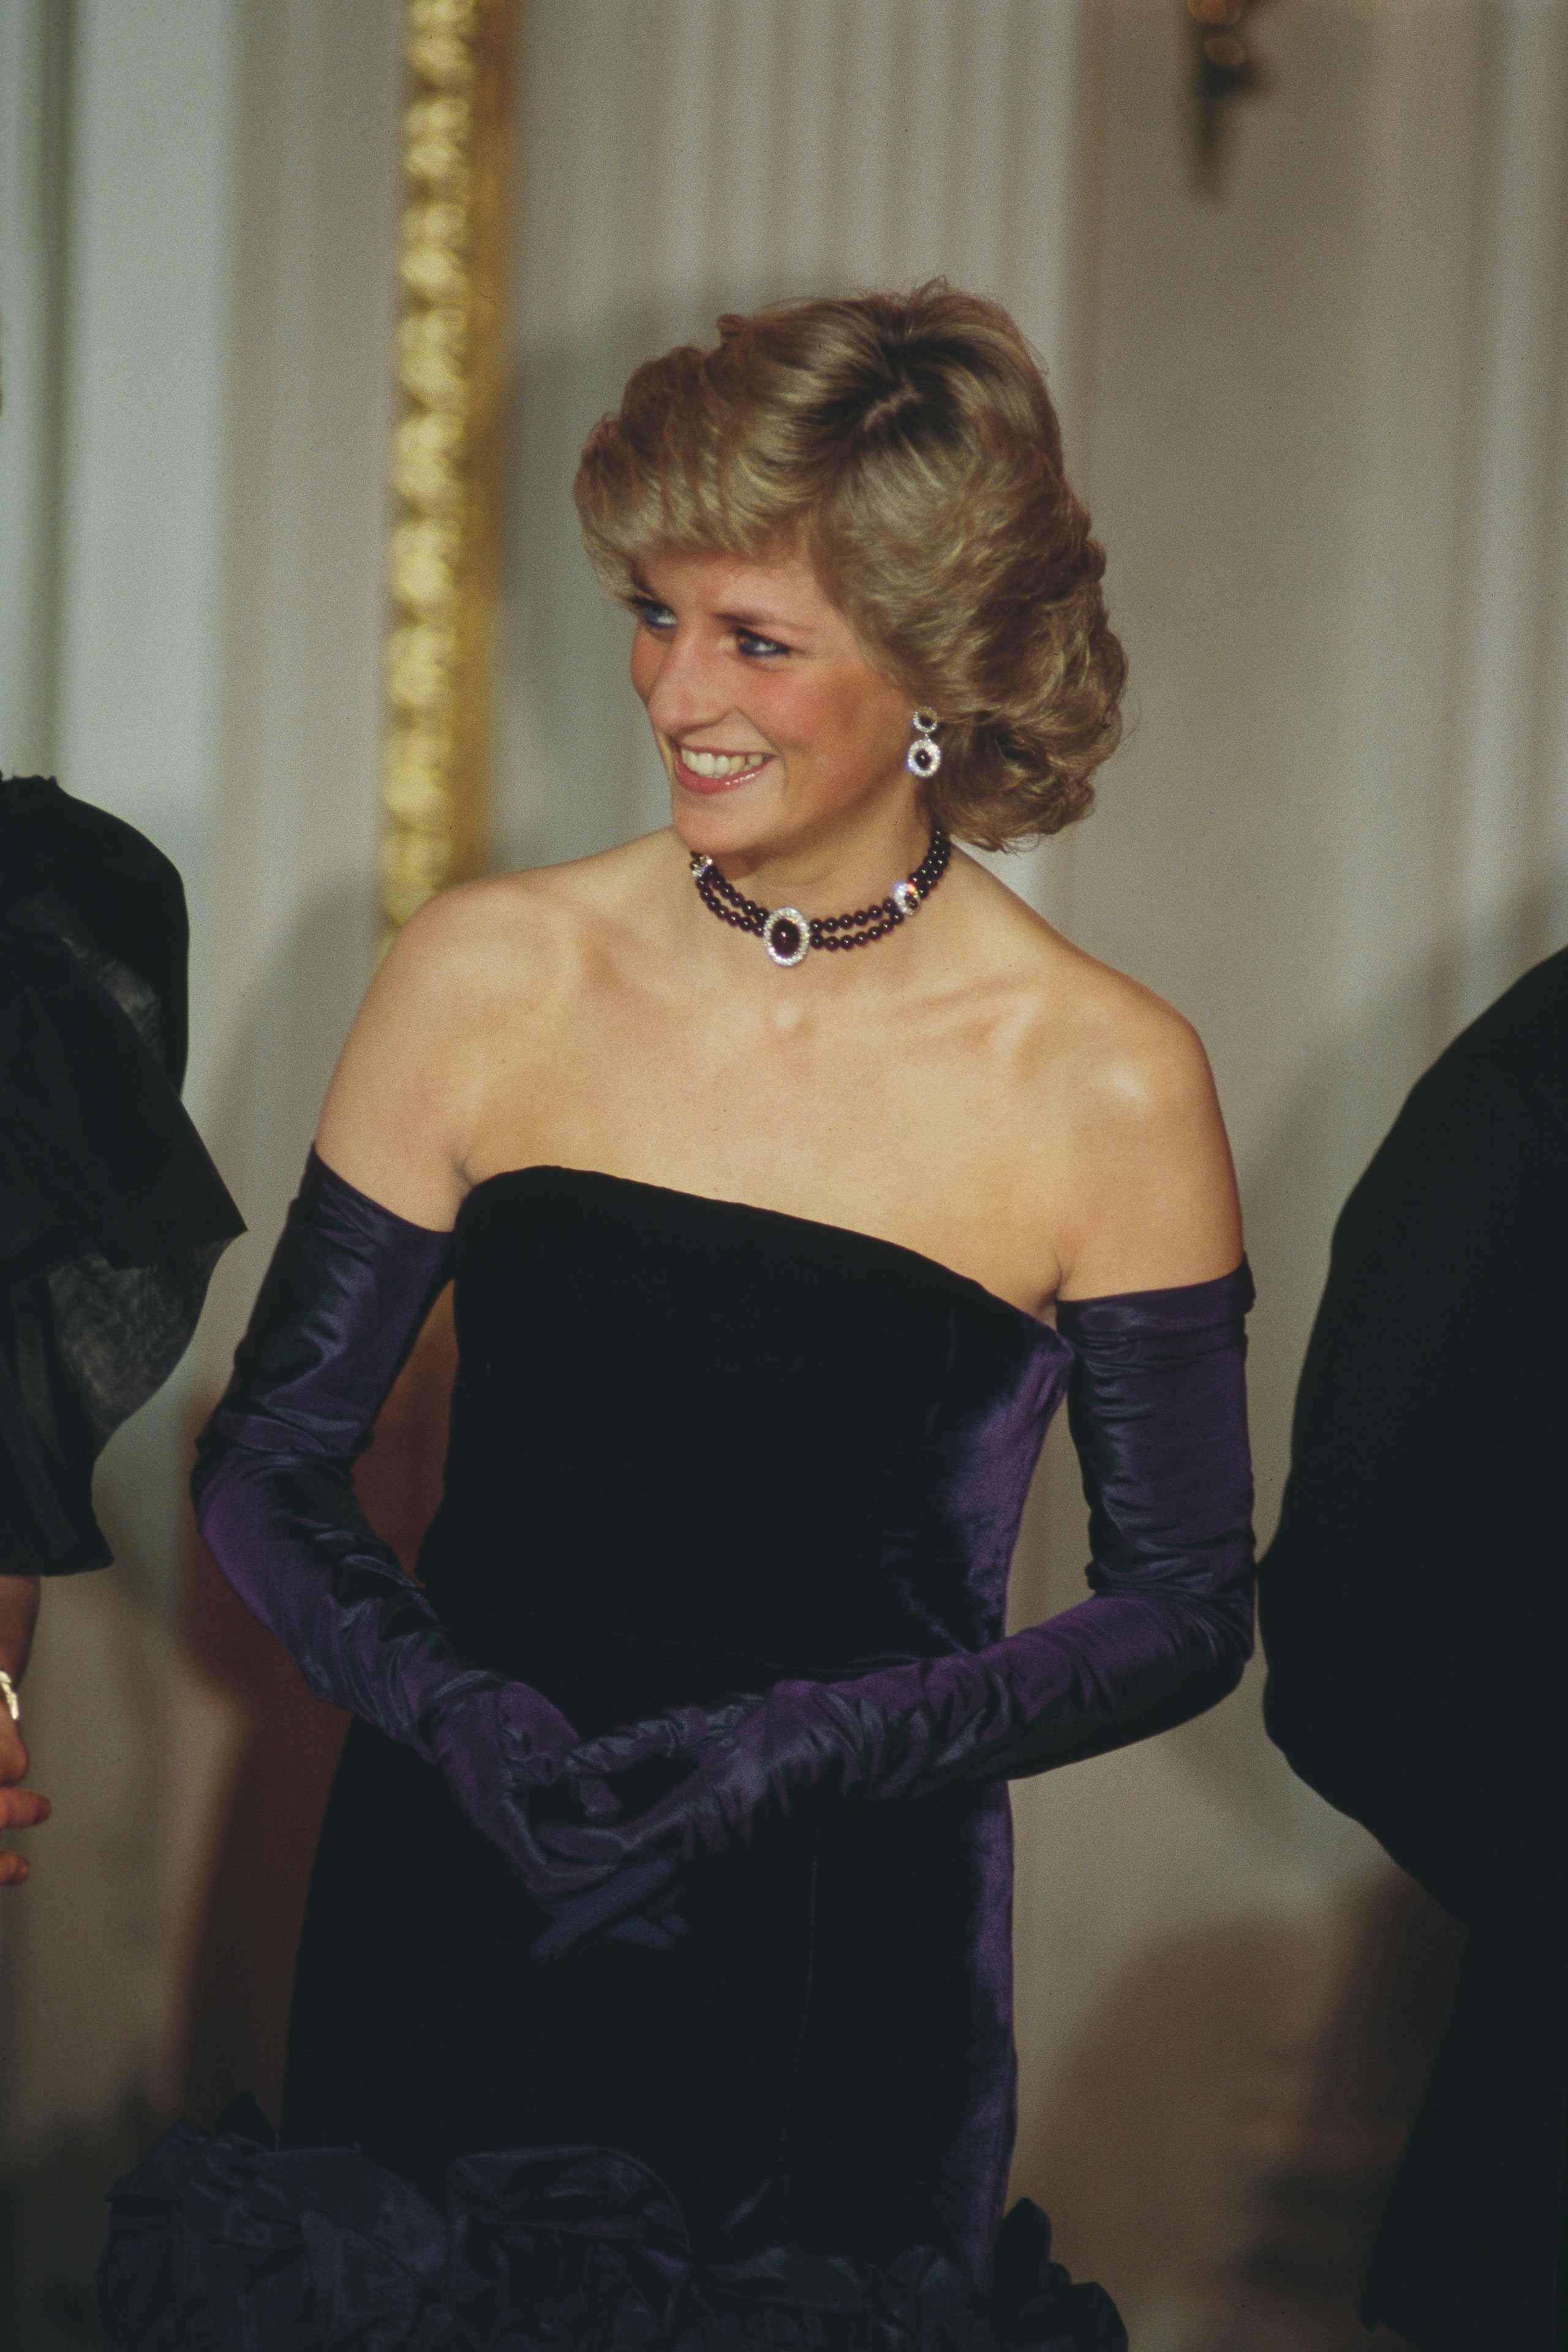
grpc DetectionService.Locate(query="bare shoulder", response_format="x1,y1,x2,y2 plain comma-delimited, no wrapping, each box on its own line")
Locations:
315,840,660,1224
352,835,669,1031
963,875,1241,1294
1041,937,1218,1130
958,864,1212,1111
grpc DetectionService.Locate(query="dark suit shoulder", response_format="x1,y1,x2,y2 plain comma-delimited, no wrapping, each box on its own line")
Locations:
1335,948,1566,1286
1401,945,1567,1122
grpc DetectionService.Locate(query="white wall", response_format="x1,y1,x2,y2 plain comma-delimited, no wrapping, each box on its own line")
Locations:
0,0,68,774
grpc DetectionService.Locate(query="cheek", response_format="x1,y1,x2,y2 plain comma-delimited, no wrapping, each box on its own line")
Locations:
819,681,899,764
775,679,862,757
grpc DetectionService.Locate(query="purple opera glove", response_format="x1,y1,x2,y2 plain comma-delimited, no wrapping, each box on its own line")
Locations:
193,1150,625,1909
532,1263,1255,1956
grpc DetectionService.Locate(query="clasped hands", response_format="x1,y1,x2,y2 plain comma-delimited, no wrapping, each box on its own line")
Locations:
446,1672,889,1964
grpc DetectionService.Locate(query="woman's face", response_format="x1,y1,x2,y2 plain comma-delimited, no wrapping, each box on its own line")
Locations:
627,548,918,861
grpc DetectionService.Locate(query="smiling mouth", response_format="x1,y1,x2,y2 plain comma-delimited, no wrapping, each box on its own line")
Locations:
677,748,771,776
674,747,771,791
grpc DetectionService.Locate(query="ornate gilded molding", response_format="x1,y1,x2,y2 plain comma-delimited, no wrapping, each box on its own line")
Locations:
381,0,513,938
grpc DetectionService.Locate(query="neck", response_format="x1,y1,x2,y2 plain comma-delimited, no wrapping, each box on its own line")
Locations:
701,802,934,916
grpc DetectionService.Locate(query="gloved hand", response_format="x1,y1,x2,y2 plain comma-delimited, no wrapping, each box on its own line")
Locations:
194,1152,629,1911
530,1262,1256,1957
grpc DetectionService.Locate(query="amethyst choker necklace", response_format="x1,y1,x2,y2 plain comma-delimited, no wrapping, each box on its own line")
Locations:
690,829,951,969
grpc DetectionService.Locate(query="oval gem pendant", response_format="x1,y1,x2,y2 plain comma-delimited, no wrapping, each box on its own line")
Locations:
761,908,810,968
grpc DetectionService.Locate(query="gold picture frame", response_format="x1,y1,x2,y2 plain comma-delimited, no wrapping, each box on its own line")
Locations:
380,0,513,939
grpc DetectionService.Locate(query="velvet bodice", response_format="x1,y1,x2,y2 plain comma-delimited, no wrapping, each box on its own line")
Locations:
321,1168,1083,2283
419,1167,1074,1734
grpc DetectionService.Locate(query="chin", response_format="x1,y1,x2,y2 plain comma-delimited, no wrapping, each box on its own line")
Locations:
668,785,785,862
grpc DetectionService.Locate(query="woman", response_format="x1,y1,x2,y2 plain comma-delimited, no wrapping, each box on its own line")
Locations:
104,287,1253,2349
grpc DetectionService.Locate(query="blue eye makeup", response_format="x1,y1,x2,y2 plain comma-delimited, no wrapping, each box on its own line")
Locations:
625,596,790,658
629,597,676,631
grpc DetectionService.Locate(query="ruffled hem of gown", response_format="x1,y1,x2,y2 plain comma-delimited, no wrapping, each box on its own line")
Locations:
99,2103,1126,2352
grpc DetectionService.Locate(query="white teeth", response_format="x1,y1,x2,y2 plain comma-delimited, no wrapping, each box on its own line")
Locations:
680,748,766,778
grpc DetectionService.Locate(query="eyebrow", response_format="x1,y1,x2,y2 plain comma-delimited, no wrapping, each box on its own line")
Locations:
718,606,801,636
628,575,814,640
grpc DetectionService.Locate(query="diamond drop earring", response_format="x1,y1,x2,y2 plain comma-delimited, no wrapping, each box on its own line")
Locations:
906,709,942,780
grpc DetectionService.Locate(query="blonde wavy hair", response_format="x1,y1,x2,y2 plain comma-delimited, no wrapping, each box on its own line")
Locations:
573,283,1126,850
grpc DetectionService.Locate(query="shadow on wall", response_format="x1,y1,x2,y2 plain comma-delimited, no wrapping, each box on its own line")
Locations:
0,2095,159,2352
1024,1868,1463,2352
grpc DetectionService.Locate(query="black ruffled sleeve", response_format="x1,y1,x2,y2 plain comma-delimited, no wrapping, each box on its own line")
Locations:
0,777,244,1572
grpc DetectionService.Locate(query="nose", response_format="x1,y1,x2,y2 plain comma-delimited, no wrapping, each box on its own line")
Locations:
639,622,733,741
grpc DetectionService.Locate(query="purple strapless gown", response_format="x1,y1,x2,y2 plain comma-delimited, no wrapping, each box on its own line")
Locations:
104,1171,1165,2348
